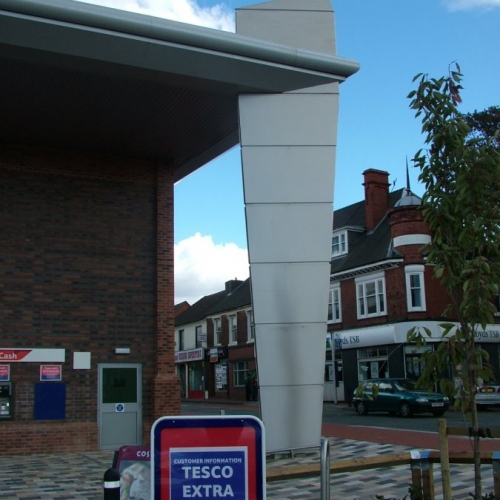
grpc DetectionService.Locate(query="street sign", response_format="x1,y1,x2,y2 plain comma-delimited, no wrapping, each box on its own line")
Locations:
151,415,265,500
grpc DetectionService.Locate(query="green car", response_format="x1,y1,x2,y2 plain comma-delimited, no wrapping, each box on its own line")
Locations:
353,378,450,418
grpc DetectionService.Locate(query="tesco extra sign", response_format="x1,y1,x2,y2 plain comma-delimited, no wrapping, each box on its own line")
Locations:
151,416,265,500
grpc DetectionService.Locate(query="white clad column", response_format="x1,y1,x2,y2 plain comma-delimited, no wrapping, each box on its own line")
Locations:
237,0,341,452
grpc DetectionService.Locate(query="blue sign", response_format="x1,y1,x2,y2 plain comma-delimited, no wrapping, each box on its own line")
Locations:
170,448,247,499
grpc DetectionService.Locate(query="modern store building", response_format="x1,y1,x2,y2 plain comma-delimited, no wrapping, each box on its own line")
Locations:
0,0,358,454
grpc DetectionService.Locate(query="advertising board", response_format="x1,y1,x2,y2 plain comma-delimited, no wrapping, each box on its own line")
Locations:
151,416,265,500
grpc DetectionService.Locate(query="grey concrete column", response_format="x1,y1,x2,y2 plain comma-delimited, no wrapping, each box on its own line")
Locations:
237,0,340,452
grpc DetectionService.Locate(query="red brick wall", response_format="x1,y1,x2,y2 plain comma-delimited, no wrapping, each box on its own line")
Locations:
0,144,177,454
363,169,390,231
154,165,180,421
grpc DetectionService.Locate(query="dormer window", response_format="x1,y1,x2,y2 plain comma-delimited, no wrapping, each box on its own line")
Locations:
332,230,347,257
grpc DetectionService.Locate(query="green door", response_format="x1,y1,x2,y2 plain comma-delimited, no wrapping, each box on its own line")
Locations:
98,363,142,450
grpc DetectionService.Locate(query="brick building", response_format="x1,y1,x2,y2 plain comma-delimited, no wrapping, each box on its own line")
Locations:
0,0,357,455
325,169,500,403
175,279,256,402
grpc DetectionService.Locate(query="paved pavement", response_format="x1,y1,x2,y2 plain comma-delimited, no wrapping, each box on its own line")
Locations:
0,403,498,499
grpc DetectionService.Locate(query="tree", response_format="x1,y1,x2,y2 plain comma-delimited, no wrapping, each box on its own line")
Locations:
461,105,500,151
406,64,500,499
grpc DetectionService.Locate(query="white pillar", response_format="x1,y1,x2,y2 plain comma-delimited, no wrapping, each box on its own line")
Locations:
237,0,340,452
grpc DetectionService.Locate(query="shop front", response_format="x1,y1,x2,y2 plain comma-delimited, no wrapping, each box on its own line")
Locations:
175,347,205,399
329,322,500,404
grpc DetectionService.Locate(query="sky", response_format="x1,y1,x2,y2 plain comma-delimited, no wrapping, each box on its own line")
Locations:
77,0,500,304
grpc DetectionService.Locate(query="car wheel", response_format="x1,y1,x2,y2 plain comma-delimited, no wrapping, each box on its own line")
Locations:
356,401,368,415
399,402,412,418
432,410,445,417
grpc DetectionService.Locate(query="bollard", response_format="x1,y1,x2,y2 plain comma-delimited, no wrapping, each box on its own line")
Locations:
103,468,120,500
320,437,331,500
410,450,435,500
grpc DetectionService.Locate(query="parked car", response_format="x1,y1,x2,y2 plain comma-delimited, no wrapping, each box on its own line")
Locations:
353,378,451,418
476,383,500,409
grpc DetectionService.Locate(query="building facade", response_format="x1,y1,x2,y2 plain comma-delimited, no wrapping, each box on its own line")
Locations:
325,169,500,403
175,279,256,403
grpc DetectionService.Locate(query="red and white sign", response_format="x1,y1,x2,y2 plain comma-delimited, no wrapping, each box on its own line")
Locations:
174,348,204,363
40,365,62,381
0,348,65,363
0,365,10,381
152,416,265,500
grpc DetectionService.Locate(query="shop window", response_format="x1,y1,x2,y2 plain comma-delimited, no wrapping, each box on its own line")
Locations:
355,272,386,319
358,346,389,381
247,310,255,342
215,362,227,391
188,363,204,392
229,314,237,344
233,361,248,387
332,230,348,258
405,265,426,312
214,318,221,345
327,283,342,323
404,345,432,380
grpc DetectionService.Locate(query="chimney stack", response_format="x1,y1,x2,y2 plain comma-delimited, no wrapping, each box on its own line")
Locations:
225,279,242,294
363,169,390,232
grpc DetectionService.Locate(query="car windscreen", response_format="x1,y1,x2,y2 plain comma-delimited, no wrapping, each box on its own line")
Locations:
393,379,416,391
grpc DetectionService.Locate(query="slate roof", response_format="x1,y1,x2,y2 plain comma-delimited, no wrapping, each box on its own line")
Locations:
175,290,228,327
175,279,251,327
331,188,420,278
206,279,251,316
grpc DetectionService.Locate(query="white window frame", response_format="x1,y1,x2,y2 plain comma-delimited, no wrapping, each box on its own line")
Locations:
247,309,255,343
233,361,248,387
213,317,221,345
332,230,348,258
405,265,426,312
355,271,387,319
195,324,204,348
229,314,237,344
178,329,184,351
327,283,342,323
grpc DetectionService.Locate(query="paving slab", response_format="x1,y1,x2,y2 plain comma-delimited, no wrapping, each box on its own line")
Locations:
0,435,495,499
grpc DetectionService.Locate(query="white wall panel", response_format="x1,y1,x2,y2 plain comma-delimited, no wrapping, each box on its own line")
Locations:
241,146,336,204
259,385,324,452
236,0,351,454
246,203,333,263
254,323,326,386
239,94,338,146
236,7,336,54
250,262,330,324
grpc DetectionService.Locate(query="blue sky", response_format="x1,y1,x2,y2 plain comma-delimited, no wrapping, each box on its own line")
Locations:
80,0,500,303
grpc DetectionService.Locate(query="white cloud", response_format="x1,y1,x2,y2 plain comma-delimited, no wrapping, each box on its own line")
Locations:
75,0,235,31
174,233,249,304
443,0,500,10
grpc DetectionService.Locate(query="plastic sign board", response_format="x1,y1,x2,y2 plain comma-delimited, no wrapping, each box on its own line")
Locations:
40,365,62,381
114,445,151,500
0,365,10,381
0,348,65,362
151,415,265,500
